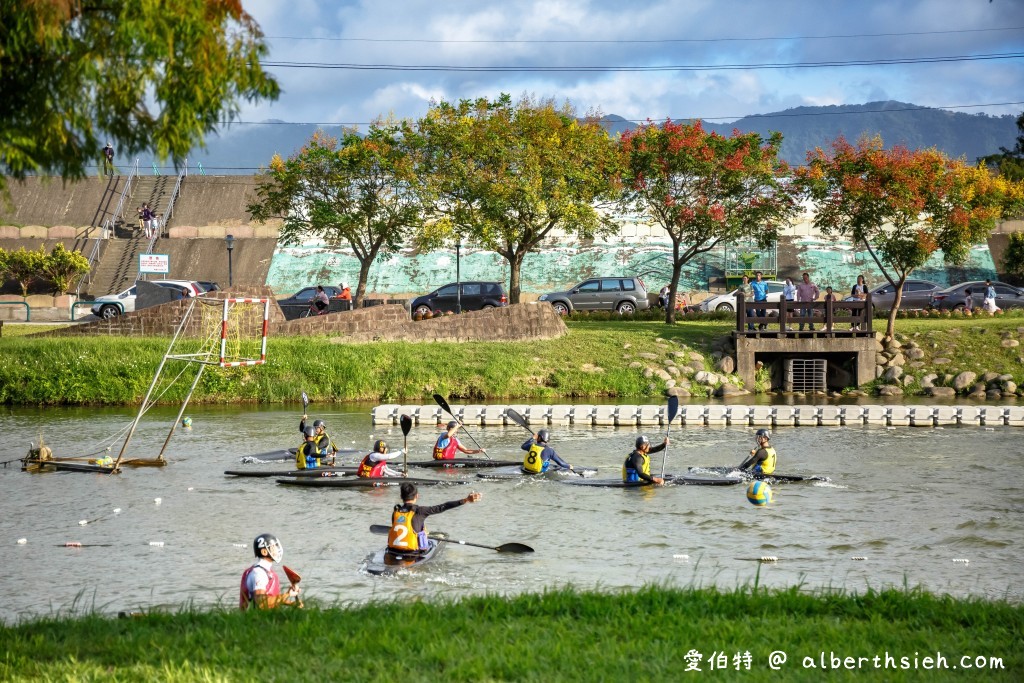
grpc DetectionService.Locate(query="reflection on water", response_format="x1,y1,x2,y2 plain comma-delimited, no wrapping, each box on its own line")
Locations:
1,404,1023,623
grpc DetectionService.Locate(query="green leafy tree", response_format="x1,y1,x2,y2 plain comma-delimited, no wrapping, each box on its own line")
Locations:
0,0,279,189
1001,232,1024,284
799,136,1023,337
619,120,801,324
416,95,622,304
979,112,1024,182
249,124,421,306
40,243,90,294
3,246,46,296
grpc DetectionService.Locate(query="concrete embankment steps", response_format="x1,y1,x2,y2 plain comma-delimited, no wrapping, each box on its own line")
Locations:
372,404,1024,428
85,236,147,298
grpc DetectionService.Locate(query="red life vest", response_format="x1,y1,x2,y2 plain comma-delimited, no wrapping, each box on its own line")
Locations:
358,454,388,478
239,563,280,610
432,433,459,460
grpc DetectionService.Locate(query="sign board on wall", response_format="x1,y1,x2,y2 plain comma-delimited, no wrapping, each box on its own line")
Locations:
139,254,170,274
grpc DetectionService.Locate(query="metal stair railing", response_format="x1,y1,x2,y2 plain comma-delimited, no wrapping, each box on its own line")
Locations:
74,158,140,297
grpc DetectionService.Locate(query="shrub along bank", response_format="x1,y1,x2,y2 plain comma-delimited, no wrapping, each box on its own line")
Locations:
1,586,1020,682
3,318,1024,405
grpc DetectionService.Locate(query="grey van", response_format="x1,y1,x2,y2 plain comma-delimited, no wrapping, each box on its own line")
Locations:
539,276,650,315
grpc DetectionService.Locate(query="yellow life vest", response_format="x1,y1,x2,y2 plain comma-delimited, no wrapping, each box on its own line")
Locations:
522,443,545,474
759,447,777,475
296,442,320,470
623,452,651,482
388,507,420,551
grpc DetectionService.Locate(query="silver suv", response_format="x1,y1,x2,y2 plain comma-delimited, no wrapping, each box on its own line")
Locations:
539,276,650,315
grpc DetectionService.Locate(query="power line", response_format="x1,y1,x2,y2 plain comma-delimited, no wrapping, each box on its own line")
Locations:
265,25,1024,45
216,101,1024,127
260,51,1024,73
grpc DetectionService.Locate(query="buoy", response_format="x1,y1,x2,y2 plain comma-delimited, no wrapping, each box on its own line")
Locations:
64,542,82,547
17,538,27,545
79,520,88,526
673,554,690,561
851,556,867,561
953,558,970,564
149,541,164,547
759,556,779,562
233,543,246,548
113,508,121,514
154,497,162,505
187,487,194,491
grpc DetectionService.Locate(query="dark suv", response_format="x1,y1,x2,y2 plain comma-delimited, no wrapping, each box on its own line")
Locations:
411,281,507,316
539,276,650,315
276,285,342,320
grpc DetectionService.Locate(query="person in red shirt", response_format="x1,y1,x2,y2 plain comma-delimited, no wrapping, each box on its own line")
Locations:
239,533,300,610
432,421,486,460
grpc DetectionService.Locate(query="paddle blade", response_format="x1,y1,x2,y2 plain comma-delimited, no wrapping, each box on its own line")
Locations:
496,542,534,554
400,414,413,436
667,395,680,424
504,408,531,433
369,524,390,535
283,565,302,584
301,391,309,411
433,393,454,417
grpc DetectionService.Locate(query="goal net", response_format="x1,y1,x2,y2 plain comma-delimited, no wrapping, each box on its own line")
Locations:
169,297,270,367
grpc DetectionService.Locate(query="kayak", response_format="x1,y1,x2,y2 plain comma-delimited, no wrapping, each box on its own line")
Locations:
408,459,522,469
276,477,466,489
559,478,654,488
559,474,741,488
239,448,361,464
23,460,119,474
224,467,359,478
364,534,448,575
687,466,828,483
671,474,742,486
476,466,598,481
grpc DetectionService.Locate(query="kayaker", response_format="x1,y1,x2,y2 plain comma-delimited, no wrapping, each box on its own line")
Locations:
295,426,321,470
520,429,574,474
300,414,339,462
239,533,300,610
388,483,482,554
357,439,406,478
432,421,486,460
737,429,777,475
623,435,668,485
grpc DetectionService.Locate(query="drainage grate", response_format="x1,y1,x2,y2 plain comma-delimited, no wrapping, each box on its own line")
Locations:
785,358,827,393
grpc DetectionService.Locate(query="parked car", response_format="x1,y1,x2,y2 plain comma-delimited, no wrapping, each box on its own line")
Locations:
410,281,508,317
90,279,202,319
698,280,786,313
195,281,220,293
539,276,650,315
276,285,343,319
929,281,1024,311
867,279,943,310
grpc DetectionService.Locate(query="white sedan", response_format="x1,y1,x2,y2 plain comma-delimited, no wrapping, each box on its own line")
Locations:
90,280,202,319
699,280,787,312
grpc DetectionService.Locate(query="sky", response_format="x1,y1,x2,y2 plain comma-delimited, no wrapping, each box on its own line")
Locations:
233,0,1024,131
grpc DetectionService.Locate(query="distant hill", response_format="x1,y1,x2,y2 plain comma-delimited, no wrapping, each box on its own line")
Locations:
179,101,1019,173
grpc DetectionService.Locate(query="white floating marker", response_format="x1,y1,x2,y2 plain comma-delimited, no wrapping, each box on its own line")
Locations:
851,556,867,561
232,543,246,548
113,508,121,514
187,487,194,491
79,520,88,526
953,558,970,564
759,556,779,563
64,541,82,547
17,538,27,545
154,498,162,505
149,541,165,547
673,554,689,561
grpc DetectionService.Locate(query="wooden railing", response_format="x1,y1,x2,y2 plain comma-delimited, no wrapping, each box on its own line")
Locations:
735,292,873,333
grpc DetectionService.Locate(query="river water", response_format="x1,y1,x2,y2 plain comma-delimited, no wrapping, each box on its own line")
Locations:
2,404,1022,624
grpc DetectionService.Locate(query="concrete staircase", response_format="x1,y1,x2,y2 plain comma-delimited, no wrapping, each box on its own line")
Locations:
113,174,173,238
85,236,147,298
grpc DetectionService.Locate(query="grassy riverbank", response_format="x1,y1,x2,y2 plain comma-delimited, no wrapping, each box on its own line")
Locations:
1,586,1020,682
2,317,1024,405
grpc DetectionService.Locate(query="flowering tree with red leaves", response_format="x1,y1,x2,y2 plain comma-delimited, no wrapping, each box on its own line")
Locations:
619,120,801,324
798,136,1023,337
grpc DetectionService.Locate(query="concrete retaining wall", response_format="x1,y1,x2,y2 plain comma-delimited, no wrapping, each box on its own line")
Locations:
371,403,1024,427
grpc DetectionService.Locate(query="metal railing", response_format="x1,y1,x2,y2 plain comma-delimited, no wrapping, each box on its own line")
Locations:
74,159,140,297
0,302,30,321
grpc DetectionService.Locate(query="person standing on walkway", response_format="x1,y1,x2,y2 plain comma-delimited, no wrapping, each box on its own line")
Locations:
102,143,114,177
741,275,755,331
751,271,769,330
849,274,868,330
797,272,820,331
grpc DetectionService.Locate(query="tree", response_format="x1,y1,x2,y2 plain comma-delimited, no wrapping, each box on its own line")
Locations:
416,95,622,304
619,120,801,324
979,112,1024,182
799,136,1024,337
1,246,46,296
0,0,279,190
40,243,90,294
248,124,421,306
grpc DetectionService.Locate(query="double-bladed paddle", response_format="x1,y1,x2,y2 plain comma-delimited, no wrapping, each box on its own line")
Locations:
400,414,413,476
505,408,582,477
369,524,533,554
433,393,488,459
660,395,680,479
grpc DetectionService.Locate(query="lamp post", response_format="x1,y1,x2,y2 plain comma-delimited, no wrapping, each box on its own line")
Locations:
455,236,462,314
225,234,235,288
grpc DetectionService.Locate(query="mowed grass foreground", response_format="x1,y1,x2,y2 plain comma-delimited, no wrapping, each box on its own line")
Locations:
3,317,1024,405
1,586,1020,682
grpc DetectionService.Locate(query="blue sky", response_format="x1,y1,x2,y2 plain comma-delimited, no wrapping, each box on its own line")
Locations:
237,0,1023,127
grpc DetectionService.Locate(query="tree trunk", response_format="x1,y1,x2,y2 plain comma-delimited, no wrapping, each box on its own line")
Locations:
885,274,908,338
354,258,372,309
508,250,525,305
664,259,684,325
